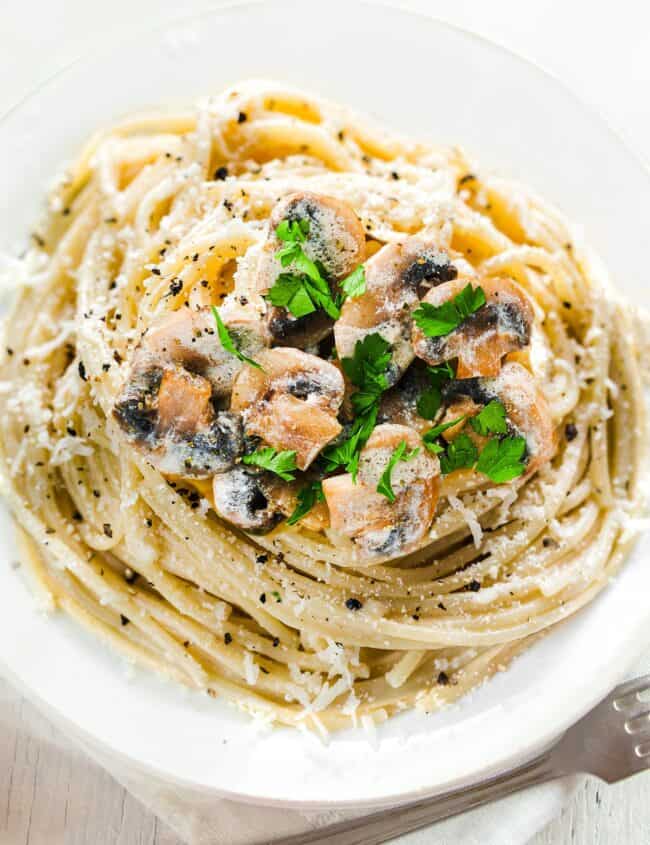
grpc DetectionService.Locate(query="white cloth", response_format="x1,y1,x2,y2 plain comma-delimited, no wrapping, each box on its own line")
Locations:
0,673,580,844
1,1,649,843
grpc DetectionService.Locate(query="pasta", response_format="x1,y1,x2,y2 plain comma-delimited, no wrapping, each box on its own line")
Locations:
0,80,646,733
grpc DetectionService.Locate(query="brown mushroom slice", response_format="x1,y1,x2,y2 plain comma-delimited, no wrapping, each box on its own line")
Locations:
231,348,344,469
441,362,557,478
377,364,435,435
212,466,284,534
256,191,366,348
323,424,440,561
335,238,458,386
412,276,534,378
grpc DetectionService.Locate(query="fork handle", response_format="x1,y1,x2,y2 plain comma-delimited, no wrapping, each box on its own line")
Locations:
278,752,557,845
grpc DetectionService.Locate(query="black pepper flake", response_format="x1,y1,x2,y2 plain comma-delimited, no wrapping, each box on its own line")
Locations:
120,614,130,627
62,207,71,216
6,348,13,356
102,363,111,372
437,671,450,685
542,537,558,549
23,424,30,434
224,632,233,645
45,528,55,535
467,579,481,592
260,667,269,675
458,173,476,185
124,569,139,584
151,267,161,276
92,489,100,498
113,350,123,364
259,593,267,604
562,301,572,309
223,198,233,212
437,602,447,611
565,423,578,442
214,166,228,180
412,614,420,621
391,171,400,180
169,278,183,296
103,523,113,538
256,554,268,565
237,111,248,123
66,426,77,437
72,510,83,522
345,598,363,611
78,361,87,381
183,640,190,648
272,637,280,648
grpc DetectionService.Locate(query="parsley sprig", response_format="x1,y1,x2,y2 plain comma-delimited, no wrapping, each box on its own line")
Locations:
416,361,456,420
212,306,262,370
287,480,324,526
413,283,486,338
376,441,420,502
266,217,366,320
322,333,392,479
242,447,297,481
423,400,527,482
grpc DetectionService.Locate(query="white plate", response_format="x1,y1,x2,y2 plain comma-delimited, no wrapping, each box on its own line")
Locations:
0,0,648,809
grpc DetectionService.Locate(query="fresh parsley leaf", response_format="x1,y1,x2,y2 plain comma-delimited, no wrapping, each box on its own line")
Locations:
416,362,456,421
422,416,467,454
242,447,297,481
469,400,508,437
341,334,392,388
276,219,309,243
340,264,366,299
267,217,341,320
416,387,442,420
475,435,526,483
413,283,486,338
322,403,379,480
439,433,479,475
376,440,420,502
427,361,456,384
211,306,263,370
286,481,324,526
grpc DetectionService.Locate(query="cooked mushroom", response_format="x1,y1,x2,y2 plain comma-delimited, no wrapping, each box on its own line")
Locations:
412,276,534,378
322,424,440,560
230,347,344,469
256,192,366,348
112,303,266,476
335,238,458,386
212,466,284,533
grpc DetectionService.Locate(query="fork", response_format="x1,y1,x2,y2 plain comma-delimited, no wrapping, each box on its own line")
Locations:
280,674,650,845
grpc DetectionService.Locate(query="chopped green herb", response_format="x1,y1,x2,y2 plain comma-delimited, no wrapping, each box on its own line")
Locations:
322,404,379,480
376,440,420,502
341,333,391,416
416,362,456,420
266,217,341,319
469,400,508,437
413,283,486,338
271,590,282,603
287,481,324,526
423,416,467,454
211,306,262,369
439,433,479,475
475,435,526,483
242,447,297,481
340,264,366,299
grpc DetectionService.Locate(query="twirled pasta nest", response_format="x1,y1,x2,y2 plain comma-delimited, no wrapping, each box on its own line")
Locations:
0,81,646,732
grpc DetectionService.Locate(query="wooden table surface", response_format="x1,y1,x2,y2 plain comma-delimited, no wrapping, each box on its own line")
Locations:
1,0,649,842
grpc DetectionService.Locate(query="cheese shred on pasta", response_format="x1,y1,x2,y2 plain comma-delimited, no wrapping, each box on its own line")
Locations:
0,81,647,731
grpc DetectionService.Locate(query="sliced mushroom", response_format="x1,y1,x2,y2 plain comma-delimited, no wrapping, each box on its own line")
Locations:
377,364,434,435
323,424,440,560
412,276,534,378
212,466,283,533
230,347,344,469
113,303,267,476
256,192,366,348
335,238,458,386
441,362,557,477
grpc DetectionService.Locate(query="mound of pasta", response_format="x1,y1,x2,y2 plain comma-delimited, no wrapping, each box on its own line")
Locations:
0,81,646,732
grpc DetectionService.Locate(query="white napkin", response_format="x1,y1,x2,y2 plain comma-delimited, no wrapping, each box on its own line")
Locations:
0,674,583,845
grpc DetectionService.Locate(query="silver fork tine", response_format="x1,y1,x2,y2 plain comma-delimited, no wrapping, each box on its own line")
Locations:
611,673,650,702
624,711,650,735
